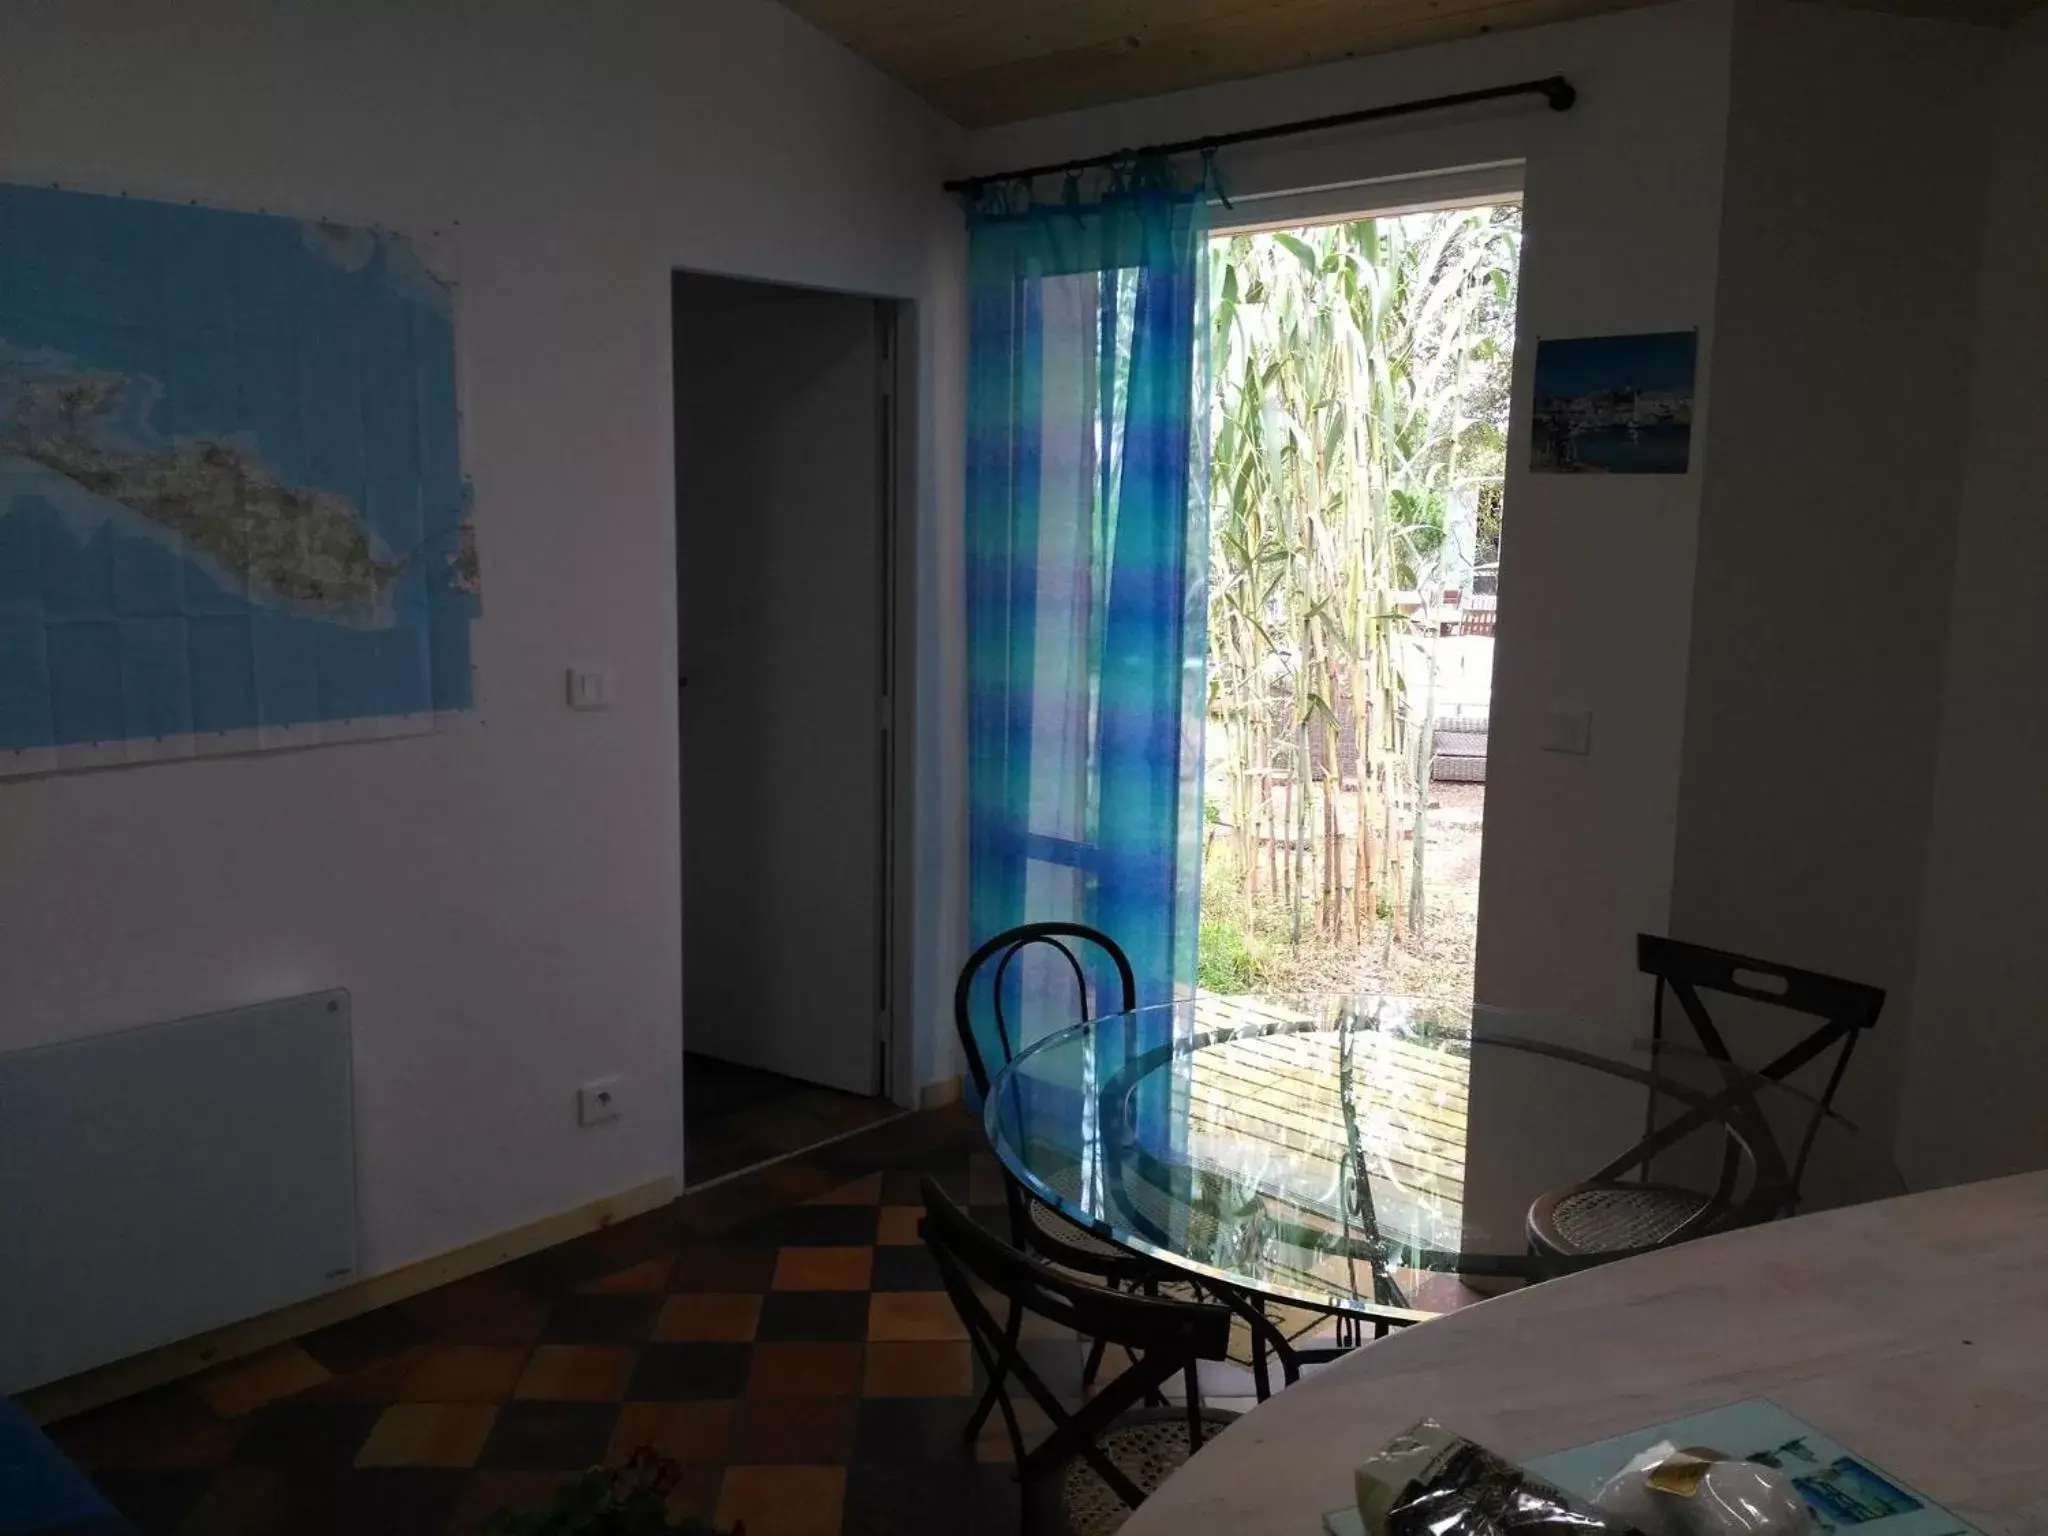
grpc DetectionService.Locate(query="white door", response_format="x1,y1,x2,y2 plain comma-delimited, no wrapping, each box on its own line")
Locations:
673,273,888,1097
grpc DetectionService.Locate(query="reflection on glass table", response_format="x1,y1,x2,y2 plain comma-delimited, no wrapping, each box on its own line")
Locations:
984,993,1902,1388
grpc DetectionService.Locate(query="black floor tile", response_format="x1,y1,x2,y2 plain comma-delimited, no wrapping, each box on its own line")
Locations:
299,1306,433,1376
540,1292,662,1344
1017,1338,1086,1400
755,1290,872,1342
503,1243,616,1297
729,1396,859,1464
686,1135,783,1186
969,1203,1014,1232
625,1342,753,1400
870,1243,946,1291
90,1468,217,1535
44,1383,230,1471
666,1245,778,1293
231,1401,381,1470
566,1208,686,1272
882,1165,970,1204
312,1469,466,1536
737,1204,882,1247
852,1395,978,1465
843,1461,1023,1536
477,1403,622,1470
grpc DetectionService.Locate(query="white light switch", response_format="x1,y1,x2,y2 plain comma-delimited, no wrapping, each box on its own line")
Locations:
1540,708,1593,755
566,665,613,711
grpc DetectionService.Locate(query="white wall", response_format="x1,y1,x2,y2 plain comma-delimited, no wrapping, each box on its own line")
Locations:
912,224,971,1104
960,0,1739,1041
1897,11,2048,1188
1670,1,1995,1148
0,0,957,1279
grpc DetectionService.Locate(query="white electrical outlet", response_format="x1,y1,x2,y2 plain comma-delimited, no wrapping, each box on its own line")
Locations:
578,1076,622,1126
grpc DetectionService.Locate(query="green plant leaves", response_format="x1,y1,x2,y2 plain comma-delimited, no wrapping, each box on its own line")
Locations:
1206,204,1519,953
1272,230,1320,272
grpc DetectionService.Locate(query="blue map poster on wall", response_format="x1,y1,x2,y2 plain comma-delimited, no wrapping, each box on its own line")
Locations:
0,182,477,776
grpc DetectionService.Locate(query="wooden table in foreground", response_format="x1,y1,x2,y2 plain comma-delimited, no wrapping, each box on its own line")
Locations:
1125,1171,2048,1536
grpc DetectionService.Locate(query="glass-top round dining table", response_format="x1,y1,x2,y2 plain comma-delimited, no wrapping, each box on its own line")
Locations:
983,993,1900,1366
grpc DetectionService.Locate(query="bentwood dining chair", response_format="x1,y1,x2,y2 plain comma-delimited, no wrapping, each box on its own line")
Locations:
921,1179,1239,1535
954,925,1207,1411
1527,933,1886,1260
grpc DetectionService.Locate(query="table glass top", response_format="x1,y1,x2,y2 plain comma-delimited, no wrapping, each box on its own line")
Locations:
983,993,1901,1320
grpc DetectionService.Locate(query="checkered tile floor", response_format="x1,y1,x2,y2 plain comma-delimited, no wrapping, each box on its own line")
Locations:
48,1105,1097,1536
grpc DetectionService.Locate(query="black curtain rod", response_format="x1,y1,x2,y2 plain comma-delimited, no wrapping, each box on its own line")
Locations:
942,75,1575,195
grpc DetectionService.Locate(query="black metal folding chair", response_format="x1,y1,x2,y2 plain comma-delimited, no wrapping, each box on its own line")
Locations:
920,1179,1239,1535
1527,933,1885,1260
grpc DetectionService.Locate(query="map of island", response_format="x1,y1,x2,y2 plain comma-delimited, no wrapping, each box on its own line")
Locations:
5,368,407,622
0,182,476,773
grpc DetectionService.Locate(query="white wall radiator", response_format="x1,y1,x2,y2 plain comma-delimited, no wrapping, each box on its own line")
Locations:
0,990,356,1393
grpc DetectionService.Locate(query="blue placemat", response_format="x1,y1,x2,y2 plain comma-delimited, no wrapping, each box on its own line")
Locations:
0,1397,129,1535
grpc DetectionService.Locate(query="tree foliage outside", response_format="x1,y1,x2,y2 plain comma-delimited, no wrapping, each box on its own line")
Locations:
1198,203,1521,998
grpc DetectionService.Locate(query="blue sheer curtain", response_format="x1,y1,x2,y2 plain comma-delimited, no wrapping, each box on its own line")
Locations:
964,166,1210,1069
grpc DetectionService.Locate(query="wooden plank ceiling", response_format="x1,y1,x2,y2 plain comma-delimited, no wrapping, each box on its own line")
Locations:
774,0,2033,127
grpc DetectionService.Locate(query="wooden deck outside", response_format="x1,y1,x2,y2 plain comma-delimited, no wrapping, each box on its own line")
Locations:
1176,993,1473,1301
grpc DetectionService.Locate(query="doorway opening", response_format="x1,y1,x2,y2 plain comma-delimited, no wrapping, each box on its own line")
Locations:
1199,196,1522,1006
671,270,909,1188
